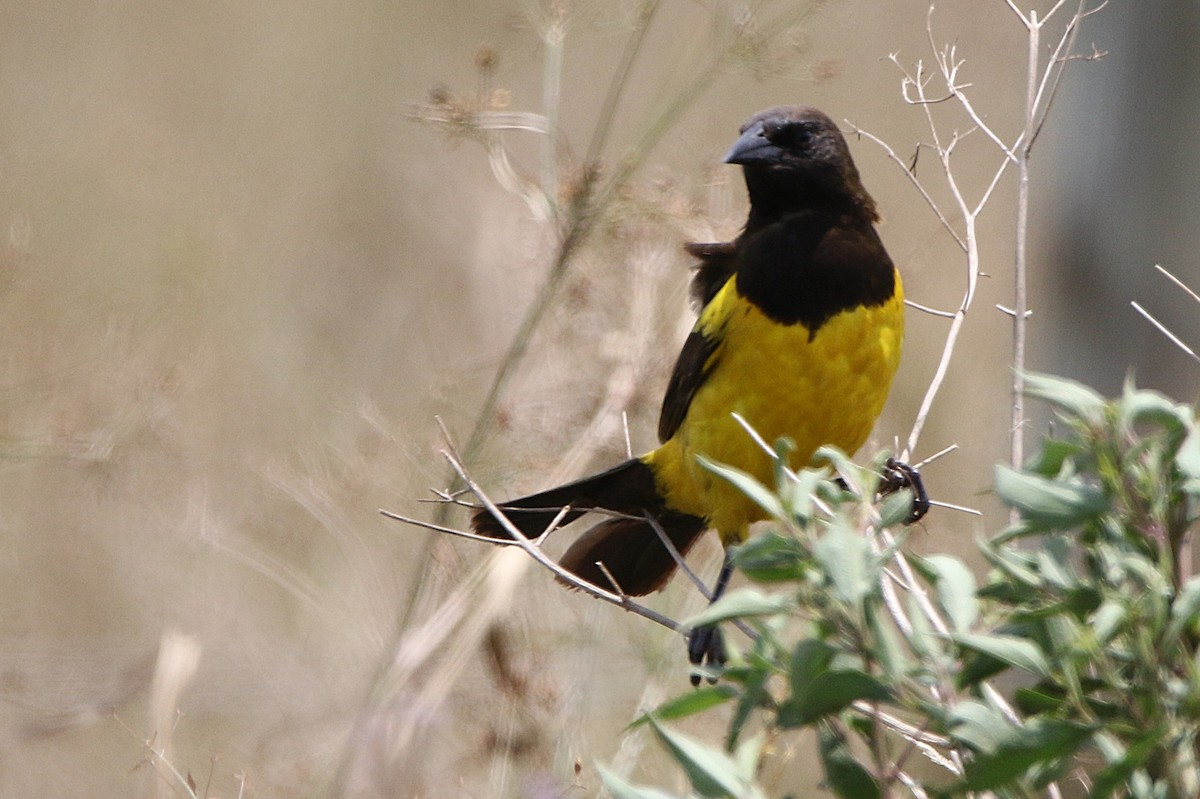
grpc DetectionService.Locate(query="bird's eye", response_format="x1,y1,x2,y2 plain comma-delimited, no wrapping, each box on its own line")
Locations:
765,121,813,150
784,124,814,149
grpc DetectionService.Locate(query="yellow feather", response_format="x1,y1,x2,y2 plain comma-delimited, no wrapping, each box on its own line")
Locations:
643,269,905,544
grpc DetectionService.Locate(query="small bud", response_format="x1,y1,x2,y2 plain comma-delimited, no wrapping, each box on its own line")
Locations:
474,46,498,74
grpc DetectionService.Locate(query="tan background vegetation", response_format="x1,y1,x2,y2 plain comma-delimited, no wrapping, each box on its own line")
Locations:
0,1,1195,796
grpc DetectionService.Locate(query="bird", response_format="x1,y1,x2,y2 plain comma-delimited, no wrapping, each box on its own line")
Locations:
471,105,926,682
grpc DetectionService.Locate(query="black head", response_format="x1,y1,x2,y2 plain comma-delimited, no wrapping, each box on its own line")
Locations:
725,106,877,223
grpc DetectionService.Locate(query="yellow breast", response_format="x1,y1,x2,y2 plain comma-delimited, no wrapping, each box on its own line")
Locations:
644,271,904,542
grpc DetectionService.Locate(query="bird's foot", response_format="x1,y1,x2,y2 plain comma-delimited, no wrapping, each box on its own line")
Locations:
879,457,930,524
687,623,726,686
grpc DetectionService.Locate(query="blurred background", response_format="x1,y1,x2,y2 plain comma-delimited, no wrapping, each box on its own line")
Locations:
0,1,1195,796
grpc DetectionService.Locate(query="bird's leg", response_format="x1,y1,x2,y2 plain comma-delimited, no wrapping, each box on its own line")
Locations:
879,457,930,524
687,551,734,686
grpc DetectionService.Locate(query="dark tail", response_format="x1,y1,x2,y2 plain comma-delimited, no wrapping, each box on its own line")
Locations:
470,458,707,596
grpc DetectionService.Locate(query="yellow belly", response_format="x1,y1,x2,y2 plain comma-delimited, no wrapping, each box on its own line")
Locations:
644,271,904,542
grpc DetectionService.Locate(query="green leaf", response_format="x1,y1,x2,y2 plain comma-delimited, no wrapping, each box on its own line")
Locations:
814,517,875,607
1022,371,1105,421
994,464,1107,528
732,733,766,783
1178,425,1200,480
1014,686,1068,716
904,590,945,666
595,763,682,799
649,717,757,798
813,445,859,492
1091,600,1127,646
697,455,784,520
1036,537,1077,590
782,466,831,523
1090,727,1166,799
979,538,1043,587
780,669,891,727
920,555,978,632
788,638,835,697
684,588,791,629
772,436,797,491
878,487,916,527
948,700,1014,753
1121,385,1189,433
1024,436,1083,477
1165,575,1200,645
818,722,880,799
732,532,807,583
865,602,909,681
725,667,770,751
951,632,1051,678
1129,770,1157,799
955,719,1094,793
634,685,738,727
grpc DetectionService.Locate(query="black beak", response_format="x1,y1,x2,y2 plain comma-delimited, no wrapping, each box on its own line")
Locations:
723,120,785,165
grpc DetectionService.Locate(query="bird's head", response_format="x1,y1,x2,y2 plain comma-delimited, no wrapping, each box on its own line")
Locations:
724,106,878,223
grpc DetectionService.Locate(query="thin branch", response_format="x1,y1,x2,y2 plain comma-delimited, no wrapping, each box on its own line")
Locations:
539,7,564,214
904,309,966,461
1156,263,1200,306
584,0,661,166
1044,0,1080,23
905,299,958,319
927,499,983,517
971,150,1015,217
913,443,957,470
849,122,967,252
380,509,525,544
732,411,780,461
645,512,713,600
379,503,571,547
1003,0,1031,26
954,92,1019,165
1029,0,1091,149
595,560,630,597
1131,301,1200,366
435,420,683,632
622,411,633,459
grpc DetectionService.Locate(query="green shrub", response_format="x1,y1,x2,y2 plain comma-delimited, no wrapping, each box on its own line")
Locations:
606,374,1200,799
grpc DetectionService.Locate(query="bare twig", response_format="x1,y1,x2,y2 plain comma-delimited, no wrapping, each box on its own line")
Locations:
1156,263,1200,306
644,512,712,599
912,443,957,470
905,299,958,319
848,120,966,252
866,4,1101,475
732,411,781,462
1131,302,1200,366
434,418,682,633
927,498,983,517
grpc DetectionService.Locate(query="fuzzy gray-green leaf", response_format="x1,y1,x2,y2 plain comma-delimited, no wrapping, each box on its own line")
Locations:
814,518,875,607
649,718,758,798
922,554,979,632
1022,371,1105,421
697,455,784,520
684,588,791,629
596,763,682,799
952,632,1051,678
994,464,1107,527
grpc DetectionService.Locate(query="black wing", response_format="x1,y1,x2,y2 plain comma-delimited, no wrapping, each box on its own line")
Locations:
657,322,723,443
684,241,737,309
656,241,737,443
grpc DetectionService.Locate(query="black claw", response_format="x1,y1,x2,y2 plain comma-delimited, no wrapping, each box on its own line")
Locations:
687,553,734,685
880,457,930,524
687,624,726,686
